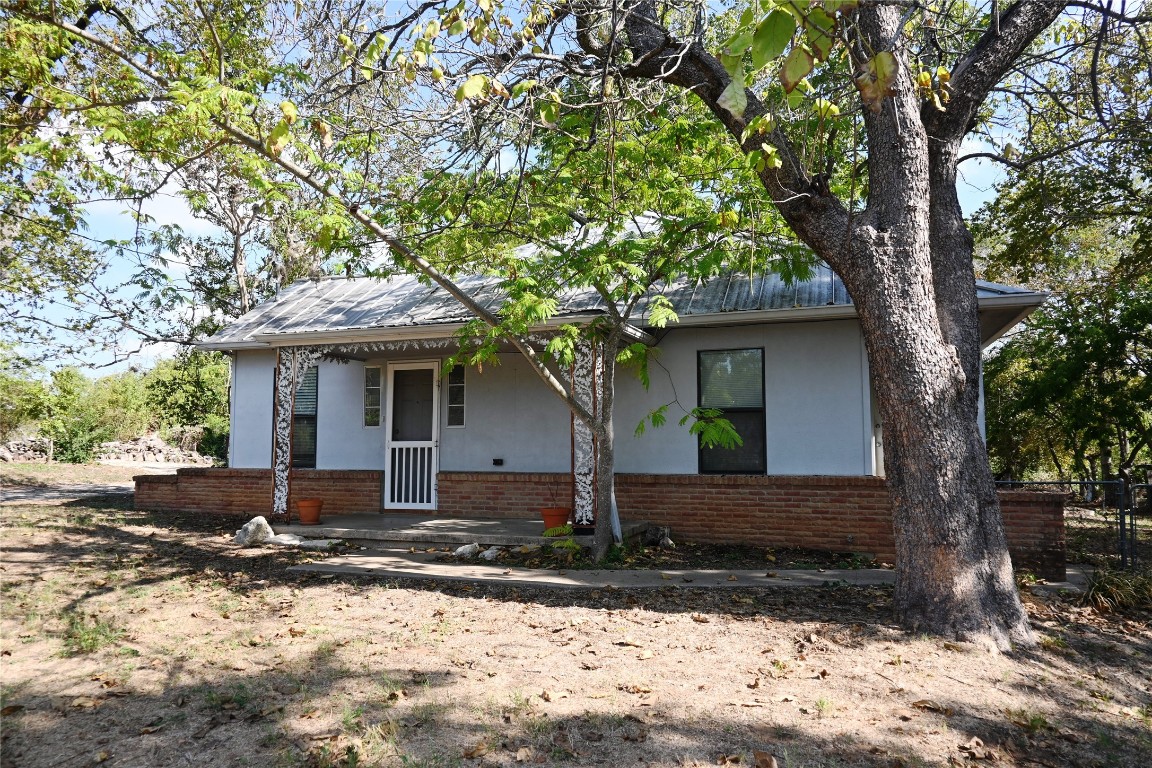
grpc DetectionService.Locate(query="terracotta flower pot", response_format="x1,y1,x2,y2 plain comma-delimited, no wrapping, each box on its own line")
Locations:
296,498,323,526
539,506,571,531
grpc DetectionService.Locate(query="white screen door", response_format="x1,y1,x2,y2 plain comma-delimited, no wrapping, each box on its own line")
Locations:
385,362,439,509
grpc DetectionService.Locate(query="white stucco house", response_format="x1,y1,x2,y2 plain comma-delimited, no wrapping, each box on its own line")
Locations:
200,264,1042,496
135,261,1066,574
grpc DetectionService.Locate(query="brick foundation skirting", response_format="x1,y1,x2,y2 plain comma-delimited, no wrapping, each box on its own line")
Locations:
136,469,1065,579
134,468,383,518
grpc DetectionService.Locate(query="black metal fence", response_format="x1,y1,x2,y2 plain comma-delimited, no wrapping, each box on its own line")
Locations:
995,479,1150,569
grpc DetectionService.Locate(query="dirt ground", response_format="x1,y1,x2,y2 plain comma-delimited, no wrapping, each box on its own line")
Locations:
2,496,1151,768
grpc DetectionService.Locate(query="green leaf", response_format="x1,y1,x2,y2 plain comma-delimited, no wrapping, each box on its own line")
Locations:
725,29,755,57
455,74,488,101
267,121,291,157
751,11,796,71
279,100,298,125
538,98,559,125
647,295,679,328
779,47,814,93
719,53,744,81
813,97,840,119
717,80,748,120
804,9,837,62
823,0,859,13
511,79,537,99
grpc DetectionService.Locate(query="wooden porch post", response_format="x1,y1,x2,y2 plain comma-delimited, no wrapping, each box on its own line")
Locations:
272,347,298,520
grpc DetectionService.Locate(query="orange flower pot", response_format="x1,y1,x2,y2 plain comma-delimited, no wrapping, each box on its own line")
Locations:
539,506,571,531
296,498,323,525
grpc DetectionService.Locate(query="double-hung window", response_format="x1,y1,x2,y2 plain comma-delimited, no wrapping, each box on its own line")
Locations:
697,349,766,474
291,366,318,468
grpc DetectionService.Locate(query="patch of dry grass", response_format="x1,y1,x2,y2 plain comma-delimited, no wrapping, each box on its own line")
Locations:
2,499,1151,768
0,461,169,487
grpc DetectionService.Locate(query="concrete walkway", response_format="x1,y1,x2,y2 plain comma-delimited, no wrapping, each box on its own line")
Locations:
288,548,1090,593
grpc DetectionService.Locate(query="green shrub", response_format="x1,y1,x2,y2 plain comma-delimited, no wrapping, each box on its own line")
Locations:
198,414,230,461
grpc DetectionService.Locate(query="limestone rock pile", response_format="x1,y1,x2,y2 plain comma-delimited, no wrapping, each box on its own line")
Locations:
0,438,51,462
96,434,215,465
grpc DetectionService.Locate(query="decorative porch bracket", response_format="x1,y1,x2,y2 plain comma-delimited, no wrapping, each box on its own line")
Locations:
271,345,329,518
572,341,604,527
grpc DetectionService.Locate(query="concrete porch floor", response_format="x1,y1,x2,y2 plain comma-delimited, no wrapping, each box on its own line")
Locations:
273,513,650,548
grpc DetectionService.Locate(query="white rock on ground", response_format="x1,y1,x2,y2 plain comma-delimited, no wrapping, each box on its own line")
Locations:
479,546,503,561
234,516,275,547
453,543,481,558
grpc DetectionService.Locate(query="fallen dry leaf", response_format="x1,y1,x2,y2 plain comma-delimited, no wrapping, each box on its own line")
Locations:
515,746,534,762
958,736,997,760
753,750,780,768
622,726,649,742
691,614,710,624
912,699,953,715
70,696,100,709
0,705,24,716
462,741,489,758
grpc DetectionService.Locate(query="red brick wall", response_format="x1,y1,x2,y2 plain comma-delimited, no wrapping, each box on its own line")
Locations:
134,468,382,518
435,472,572,520
137,469,1065,579
438,471,1066,580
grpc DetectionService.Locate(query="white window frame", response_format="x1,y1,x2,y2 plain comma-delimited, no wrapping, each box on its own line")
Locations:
364,365,383,428
445,364,466,428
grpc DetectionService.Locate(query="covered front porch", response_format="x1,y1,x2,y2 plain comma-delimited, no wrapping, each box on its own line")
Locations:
259,336,615,529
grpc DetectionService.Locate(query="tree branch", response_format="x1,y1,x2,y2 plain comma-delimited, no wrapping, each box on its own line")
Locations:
925,0,1064,140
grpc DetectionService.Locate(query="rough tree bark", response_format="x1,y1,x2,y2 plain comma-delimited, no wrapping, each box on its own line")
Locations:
603,0,1068,649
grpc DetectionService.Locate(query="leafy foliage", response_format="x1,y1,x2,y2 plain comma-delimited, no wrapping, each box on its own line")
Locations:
1,352,230,462
977,22,1152,482
39,368,117,463
983,241,1151,481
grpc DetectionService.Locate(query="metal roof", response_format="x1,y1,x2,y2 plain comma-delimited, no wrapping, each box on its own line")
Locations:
200,265,1045,350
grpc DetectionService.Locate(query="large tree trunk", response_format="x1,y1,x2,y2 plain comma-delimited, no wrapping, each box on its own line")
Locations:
840,10,1031,648
591,335,620,561
609,0,1045,649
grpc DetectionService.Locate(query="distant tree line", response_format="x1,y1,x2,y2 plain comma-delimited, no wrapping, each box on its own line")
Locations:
0,349,230,463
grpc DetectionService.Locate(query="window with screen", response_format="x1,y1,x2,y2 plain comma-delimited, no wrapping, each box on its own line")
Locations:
291,366,318,468
446,365,465,427
698,348,765,474
364,366,382,427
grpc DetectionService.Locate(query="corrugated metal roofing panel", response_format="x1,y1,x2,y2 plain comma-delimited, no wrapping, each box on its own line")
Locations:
201,263,1038,348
